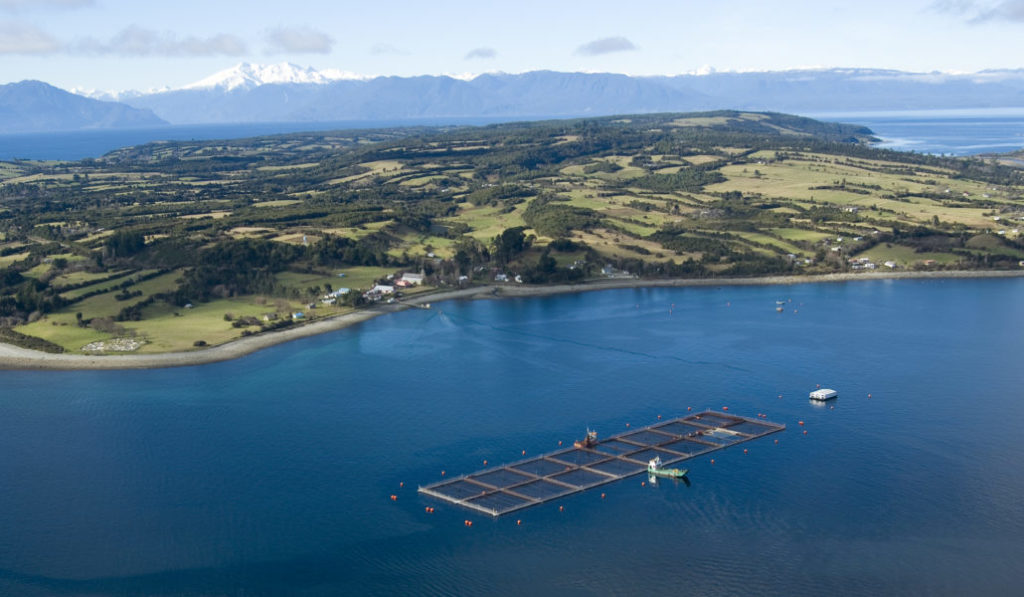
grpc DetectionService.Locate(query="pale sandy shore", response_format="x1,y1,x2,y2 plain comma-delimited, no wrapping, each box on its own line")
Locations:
2,269,1021,371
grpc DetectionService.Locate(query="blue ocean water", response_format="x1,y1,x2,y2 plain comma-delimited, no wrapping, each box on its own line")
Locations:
0,277,1022,596
811,108,1024,155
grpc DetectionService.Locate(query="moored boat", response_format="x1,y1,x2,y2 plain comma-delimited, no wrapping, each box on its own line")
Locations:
647,456,687,478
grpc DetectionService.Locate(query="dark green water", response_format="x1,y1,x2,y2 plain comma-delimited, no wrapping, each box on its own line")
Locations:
1,278,1022,595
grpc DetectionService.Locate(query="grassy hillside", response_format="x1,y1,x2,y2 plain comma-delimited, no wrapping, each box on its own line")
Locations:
2,110,1022,354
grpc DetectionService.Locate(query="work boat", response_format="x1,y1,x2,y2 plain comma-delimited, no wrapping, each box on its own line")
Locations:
574,428,598,449
647,456,688,478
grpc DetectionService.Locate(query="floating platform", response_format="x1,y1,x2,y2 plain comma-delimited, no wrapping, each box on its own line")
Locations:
419,411,785,517
810,388,838,401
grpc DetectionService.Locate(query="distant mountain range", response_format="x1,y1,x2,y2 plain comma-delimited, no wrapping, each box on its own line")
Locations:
0,81,165,135
6,63,1024,135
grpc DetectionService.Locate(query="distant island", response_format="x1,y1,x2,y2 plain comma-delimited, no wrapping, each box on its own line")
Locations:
1,111,1023,364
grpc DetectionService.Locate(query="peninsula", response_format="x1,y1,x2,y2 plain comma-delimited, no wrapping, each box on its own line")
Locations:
2,111,1023,366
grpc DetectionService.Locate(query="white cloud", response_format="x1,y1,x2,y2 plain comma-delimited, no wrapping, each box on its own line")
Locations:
264,26,333,54
574,36,637,56
0,21,62,54
465,47,496,60
78,26,247,56
370,43,407,56
974,0,1024,21
931,0,1024,22
0,0,93,11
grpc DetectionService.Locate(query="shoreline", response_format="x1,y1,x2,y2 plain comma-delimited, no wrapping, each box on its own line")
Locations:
1,269,1021,371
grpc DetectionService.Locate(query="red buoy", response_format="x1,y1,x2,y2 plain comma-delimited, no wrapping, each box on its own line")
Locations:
390,495,397,501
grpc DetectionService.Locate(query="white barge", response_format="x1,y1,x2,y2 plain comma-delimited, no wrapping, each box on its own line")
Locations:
809,388,838,401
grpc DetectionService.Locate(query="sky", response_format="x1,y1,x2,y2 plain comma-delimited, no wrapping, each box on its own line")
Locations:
2,0,1024,91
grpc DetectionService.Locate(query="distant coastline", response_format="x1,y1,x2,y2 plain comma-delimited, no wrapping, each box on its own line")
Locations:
1,269,1021,371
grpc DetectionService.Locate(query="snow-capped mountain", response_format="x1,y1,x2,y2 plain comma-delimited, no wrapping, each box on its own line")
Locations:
41,64,1024,130
181,62,372,92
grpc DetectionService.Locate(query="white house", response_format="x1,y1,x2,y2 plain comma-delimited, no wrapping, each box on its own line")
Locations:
400,273,425,285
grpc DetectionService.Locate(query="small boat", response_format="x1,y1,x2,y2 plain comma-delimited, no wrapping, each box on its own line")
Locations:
574,428,598,449
647,456,687,478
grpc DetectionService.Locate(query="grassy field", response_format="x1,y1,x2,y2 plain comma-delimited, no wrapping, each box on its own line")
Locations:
853,244,963,266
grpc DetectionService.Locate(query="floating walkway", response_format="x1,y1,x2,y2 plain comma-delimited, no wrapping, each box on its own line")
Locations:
419,411,785,517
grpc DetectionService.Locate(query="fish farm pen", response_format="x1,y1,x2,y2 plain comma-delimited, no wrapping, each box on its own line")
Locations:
419,411,785,517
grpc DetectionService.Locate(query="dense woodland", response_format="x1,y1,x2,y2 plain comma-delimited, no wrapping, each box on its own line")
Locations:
2,110,1023,353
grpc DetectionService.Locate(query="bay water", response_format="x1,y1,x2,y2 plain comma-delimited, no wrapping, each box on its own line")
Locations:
1,278,1022,595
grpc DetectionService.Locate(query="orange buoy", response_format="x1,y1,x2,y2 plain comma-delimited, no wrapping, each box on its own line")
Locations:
774,439,778,444
441,470,446,476
687,406,692,411
517,519,521,525
522,450,526,455
657,415,662,420
559,506,564,512
710,459,715,464
483,460,488,466
722,406,729,411
399,482,404,487
425,507,431,513
601,493,606,499
803,430,808,435
558,440,563,446
641,481,646,486
798,421,804,426
390,495,397,501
